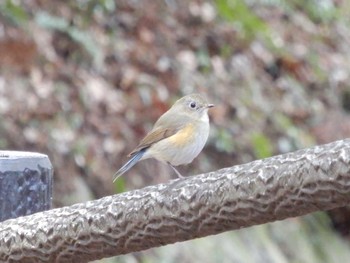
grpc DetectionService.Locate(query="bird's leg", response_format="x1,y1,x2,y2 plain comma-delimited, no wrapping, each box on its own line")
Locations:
168,163,184,178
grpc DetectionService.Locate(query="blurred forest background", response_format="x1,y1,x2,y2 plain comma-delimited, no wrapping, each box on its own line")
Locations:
1,0,350,262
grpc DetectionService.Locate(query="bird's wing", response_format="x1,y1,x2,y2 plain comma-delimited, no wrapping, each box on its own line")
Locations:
128,109,194,157
128,126,180,157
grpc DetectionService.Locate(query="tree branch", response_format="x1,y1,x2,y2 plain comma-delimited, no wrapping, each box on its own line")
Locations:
1,139,350,262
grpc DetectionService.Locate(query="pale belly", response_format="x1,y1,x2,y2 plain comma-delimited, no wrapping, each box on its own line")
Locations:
143,121,210,166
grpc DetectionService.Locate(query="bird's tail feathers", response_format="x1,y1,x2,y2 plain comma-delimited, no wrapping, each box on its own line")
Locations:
112,149,146,182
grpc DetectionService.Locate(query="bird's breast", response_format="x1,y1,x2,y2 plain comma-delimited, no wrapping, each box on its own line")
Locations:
169,123,196,147
167,121,209,165
145,119,210,166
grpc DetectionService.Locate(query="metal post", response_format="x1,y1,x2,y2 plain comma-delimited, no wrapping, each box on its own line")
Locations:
0,151,53,222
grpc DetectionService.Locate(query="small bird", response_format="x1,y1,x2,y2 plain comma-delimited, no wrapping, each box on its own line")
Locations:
113,93,214,182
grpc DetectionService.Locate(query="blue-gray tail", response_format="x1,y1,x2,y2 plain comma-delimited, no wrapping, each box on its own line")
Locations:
112,149,146,182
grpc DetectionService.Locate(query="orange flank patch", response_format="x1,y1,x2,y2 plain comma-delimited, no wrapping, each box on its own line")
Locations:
169,123,195,147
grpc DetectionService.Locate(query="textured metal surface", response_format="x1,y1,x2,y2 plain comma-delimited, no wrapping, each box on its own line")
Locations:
0,151,53,222
1,139,350,262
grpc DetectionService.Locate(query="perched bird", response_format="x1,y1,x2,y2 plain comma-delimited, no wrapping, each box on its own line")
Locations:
113,93,214,182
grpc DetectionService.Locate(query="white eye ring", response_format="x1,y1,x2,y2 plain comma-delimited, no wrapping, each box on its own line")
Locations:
189,101,196,109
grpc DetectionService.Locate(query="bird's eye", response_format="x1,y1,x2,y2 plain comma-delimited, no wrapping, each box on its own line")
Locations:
189,101,196,109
